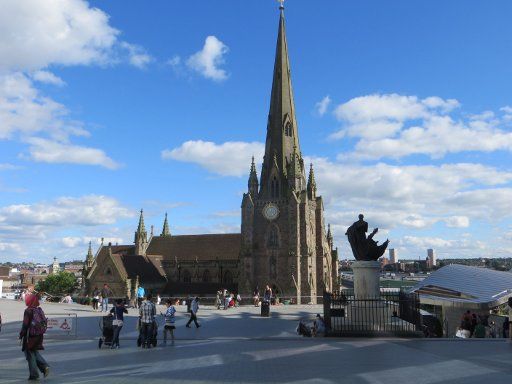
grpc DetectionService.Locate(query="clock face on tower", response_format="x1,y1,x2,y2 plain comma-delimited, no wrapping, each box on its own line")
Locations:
263,203,279,221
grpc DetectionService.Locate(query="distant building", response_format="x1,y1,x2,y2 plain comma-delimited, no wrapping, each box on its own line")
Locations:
427,249,437,267
389,248,398,264
50,257,60,274
410,264,512,337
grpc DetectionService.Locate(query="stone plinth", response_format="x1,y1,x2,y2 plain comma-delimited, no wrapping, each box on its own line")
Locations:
351,260,381,299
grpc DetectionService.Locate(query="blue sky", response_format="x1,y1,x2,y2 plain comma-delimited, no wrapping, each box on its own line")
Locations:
1,0,512,264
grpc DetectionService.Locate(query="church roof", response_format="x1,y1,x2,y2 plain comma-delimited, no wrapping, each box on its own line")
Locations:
95,245,166,283
147,233,241,261
117,254,166,283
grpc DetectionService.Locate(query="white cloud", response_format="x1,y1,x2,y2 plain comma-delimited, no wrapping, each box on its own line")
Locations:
0,73,83,140
307,157,512,239
26,137,120,169
120,42,153,69
162,140,264,177
186,36,229,81
31,70,66,86
0,73,118,168
445,216,470,228
0,163,22,171
61,236,123,248
0,195,132,226
332,93,512,160
315,95,331,116
0,0,119,71
0,0,152,169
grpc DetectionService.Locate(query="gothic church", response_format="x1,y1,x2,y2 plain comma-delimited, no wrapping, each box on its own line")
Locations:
85,7,338,304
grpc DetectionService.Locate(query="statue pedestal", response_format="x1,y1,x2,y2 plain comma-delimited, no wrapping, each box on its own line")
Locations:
351,260,381,299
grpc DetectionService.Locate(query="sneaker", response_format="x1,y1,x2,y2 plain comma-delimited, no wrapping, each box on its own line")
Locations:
43,366,50,377
28,376,39,381
197,324,201,328
186,325,191,328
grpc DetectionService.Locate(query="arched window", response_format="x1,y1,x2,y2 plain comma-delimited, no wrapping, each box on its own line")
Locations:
285,122,292,136
104,267,112,276
183,269,192,283
202,269,211,283
270,176,279,198
267,226,279,248
223,270,233,284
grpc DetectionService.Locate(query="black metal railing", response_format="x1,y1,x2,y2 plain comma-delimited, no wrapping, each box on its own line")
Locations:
323,290,423,337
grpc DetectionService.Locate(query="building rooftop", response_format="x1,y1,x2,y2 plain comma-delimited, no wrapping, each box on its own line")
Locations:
409,264,512,308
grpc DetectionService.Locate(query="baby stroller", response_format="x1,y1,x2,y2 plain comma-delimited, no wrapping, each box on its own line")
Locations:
296,319,312,337
98,315,114,348
136,319,158,348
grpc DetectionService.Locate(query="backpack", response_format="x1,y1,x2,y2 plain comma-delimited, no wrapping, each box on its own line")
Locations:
29,307,47,336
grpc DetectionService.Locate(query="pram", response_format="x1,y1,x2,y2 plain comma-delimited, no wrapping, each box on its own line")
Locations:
296,319,312,337
98,316,114,348
136,319,158,348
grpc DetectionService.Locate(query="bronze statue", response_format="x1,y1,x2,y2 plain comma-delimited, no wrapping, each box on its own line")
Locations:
345,214,389,261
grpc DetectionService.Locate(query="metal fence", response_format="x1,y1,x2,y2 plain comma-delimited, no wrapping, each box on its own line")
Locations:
323,290,423,337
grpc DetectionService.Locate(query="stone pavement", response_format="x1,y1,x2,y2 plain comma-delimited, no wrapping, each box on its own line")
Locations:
1,299,511,383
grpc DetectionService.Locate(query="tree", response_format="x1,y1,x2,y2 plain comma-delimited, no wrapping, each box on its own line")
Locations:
36,271,78,296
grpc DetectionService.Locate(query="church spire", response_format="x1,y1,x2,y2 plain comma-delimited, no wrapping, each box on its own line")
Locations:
134,209,148,255
161,212,171,237
327,223,333,248
260,6,303,197
307,163,317,200
85,241,94,268
137,209,146,234
248,156,259,197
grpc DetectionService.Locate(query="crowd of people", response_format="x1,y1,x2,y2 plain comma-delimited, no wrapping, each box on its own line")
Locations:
215,289,241,309
456,309,509,338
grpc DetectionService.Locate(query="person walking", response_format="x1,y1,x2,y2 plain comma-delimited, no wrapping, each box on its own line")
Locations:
109,299,128,349
263,285,272,303
19,294,50,381
139,294,156,348
92,286,100,311
101,284,113,312
186,297,200,328
162,298,179,346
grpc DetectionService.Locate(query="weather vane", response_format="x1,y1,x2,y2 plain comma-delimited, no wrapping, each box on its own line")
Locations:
278,0,285,10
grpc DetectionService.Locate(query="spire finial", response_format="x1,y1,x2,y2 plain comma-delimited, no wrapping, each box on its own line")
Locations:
278,0,285,10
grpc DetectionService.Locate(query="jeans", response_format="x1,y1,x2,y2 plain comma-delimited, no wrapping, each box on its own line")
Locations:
102,298,109,312
141,322,154,347
186,312,199,327
112,325,123,347
24,350,48,379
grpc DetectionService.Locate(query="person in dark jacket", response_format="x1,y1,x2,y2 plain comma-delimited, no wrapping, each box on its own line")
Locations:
109,299,128,349
19,294,50,381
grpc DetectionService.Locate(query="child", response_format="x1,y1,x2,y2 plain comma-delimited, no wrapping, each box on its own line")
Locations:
161,298,179,346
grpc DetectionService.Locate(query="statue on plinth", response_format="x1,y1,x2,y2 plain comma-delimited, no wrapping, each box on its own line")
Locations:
346,214,389,261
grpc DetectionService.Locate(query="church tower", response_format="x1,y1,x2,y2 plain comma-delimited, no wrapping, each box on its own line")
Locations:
240,4,335,303
134,209,148,255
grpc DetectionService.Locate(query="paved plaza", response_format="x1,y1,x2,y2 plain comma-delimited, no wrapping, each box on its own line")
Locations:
1,299,511,383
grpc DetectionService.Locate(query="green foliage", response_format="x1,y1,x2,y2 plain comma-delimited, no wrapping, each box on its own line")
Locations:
36,271,78,296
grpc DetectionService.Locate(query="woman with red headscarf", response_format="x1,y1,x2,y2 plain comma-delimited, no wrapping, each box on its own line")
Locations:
19,294,50,380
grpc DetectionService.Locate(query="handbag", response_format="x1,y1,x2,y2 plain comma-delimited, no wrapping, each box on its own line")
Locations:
112,309,123,327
